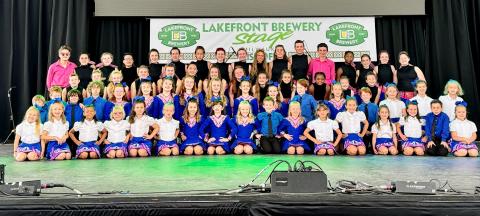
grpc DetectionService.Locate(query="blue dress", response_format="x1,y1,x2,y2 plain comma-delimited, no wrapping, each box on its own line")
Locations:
103,101,132,121
179,116,207,152
278,118,310,152
84,96,107,122
233,96,259,116
325,98,346,120
205,97,232,117
144,96,161,119
174,92,206,120
199,115,237,152
157,94,175,119
291,93,317,122
231,117,257,150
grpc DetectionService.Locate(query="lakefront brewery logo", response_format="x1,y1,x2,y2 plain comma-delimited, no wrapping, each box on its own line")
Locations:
157,24,200,48
326,22,368,46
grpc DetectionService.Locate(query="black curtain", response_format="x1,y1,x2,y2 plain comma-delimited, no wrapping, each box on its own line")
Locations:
88,17,150,68
0,0,92,139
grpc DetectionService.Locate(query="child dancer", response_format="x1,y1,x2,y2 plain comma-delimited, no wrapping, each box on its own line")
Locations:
179,98,206,155
255,97,284,154
309,72,329,101
131,65,156,98
64,89,83,129
156,103,180,156
397,101,426,156
278,101,309,154
83,81,107,122
139,81,160,118
128,98,159,157
252,72,270,104
13,107,44,161
449,102,478,157
279,70,295,103
103,105,130,158
205,78,231,116
68,105,105,159
174,75,206,119
42,101,71,160
200,98,237,155
339,76,355,98
365,72,381,104
292,79,317,122
410,80,433,118
156,77,176,118
304,104,342,156
336,98,369,156
424,100,450,156
379,84,406,123
202,66,228,94
261,85,289,116
233,77,259,116
439,80,464,121
326,82,346,120
231,101,257,155
62,73,86,102
358,87,379,153
371,105,398,155
103,84,132,121
104,70,129,100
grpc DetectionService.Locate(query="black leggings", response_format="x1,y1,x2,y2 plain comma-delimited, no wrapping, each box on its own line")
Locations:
260,136,281,154
425,137,449,156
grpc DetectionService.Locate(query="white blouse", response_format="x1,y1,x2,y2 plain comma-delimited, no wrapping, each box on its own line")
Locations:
410,95,433,117
336,111,366,134
307,119,339,142
43,119,69,138
157,118,179,141
399,116,424,138
73,120,104,142
16,122,43,144
439,95,463,121
130,115,156,137
379,98,406,119
372,121,396,138
104,120,130,143
450,119,477,138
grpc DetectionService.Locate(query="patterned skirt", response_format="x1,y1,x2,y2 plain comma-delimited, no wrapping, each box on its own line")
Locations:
128,137,152,156
104,142,128,157
156,139,179,155
343,134,365,150
76,141,101,158
401,137,425,150
314,142,336,154
16,142,42,158
450,140,478,153
46,141,71,160
375,138,394,150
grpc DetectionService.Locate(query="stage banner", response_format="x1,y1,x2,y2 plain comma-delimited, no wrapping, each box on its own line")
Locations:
150,17,376,63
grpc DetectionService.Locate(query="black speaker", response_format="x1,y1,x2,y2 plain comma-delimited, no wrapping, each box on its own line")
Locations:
0,180,41,196
270,171,328,193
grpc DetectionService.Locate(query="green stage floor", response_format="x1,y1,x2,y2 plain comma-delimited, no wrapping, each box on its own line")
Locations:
1,144,479,194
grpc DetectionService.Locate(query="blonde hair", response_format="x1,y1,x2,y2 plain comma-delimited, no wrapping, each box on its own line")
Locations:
287,101,305,124
236,101,255,124
32,95,45,105
91,69,105,81
179,76,198,106
24,106,41,136
315,103,330,118
330,83,344,99
443,79,464,96
385,84,400,99
162,102,175,113
101,52,114,60
251,49,267,77
87,80,105,95
47,101,66,123
205,78,227,108
49,86,62,94
106,70,124,97
109,105,126,121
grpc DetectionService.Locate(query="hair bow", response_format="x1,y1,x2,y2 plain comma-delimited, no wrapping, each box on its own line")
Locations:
133,96,145,102
140,76,152,82
407,100,418,106
164,75,174,80
345,95,355,101
384,82,396,87
51,97,62,103
210,96,222,103
331,80,337,85
240,76,251,82
455,101,468,107
114,82,127,87
187,96,197,102
410,79,418,87
268,80,279,87
34,104,45,111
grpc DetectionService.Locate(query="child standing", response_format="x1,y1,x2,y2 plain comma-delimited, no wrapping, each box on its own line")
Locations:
231,101,257,155
326,83,346,120
13,107,44,161
365,72,381,104
410,80,433,118
292,79,317,122
278,70,295,103
371,105,398,155
357,88,379,153
255,97,284,154
103,105,130,158
304,104,342,156
42,101,71,160
424,100,450,156
233,78,259,116
83,81,107,122
156,103,180,156
278,101,309,154
439,80,464,121
200,98,237,155
179,99,206,155
449,102,478,157
309,72,329,101
128,99,159,157
205,78,231,116
379,84,406,123
252,72,270,104
397,101,426,156
339,76,355,98
336,98,369,156
68,106,105,159
104,70,129,100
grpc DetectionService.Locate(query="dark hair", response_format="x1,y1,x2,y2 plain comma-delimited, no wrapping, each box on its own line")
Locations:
344,51,354,57
165,63,176,71
294,40,304,45
123,52,134,58
314,72,326,78
361,54,371,60
149,48,159,55
317,43,328,51
195,46,205,54
170,47,180,54
67,89,81,98
215,47,226,55
366,71,376,78
376,105,394,131
128,100,146,124
430,99,443,107
79,52,90,58
404,102,422,123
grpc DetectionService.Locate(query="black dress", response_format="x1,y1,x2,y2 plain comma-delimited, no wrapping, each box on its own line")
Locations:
280,81,293,100
149,63,164,83
214,62,230,83
99,65,116,85
313,83,327,101
75,64,93,89
367,85,378,103
259,85,268,103
121,65,137,87
194,60,209,81
397,65,417,92
271,59,288,82
171,60,186,80
356,67,373,89
339,63,357,88
234,61,250,75
291,54,308,80
377,64,394,86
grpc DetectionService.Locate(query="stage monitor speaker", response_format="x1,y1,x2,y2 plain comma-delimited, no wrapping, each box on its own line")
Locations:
271,171,328,193
0,180,41,196
394,181,436,195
